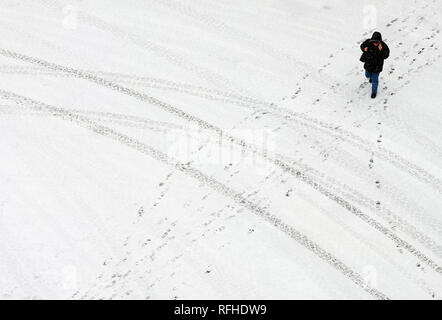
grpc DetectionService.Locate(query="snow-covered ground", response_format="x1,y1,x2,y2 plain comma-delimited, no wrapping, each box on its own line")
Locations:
0,0,441,299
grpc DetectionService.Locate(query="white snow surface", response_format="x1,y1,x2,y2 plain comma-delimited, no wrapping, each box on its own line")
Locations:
0,0,441,299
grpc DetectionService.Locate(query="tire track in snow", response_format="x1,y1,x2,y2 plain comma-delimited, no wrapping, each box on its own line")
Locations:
1,49,441,276
4,2,440,194
264,101,442,195
0,104,185,133
0,88,389,300
4,91,441,259
299,191,438,299
3,60,441,196
5,58,440,196
34,2,440,252
1,28,439,256
313,144,442,251
34,0,253,97
283,147,442,259
0,64,258,111
6,64,439,254
268,113,442,256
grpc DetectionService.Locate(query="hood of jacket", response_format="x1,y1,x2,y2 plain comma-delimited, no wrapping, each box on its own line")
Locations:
371,31,383,41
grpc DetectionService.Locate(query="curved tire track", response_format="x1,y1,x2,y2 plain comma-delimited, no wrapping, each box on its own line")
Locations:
5,96,441,259
4,60,440,195
0,88,389,300
1,49,441,277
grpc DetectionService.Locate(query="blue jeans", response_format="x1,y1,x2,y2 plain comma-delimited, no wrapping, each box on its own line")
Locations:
365,71,379,94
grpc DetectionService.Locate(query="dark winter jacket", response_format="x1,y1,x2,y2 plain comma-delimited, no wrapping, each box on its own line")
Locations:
360,32,390,73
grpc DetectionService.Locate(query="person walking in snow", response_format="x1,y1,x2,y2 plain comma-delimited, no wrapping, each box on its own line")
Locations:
360,31,390,99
